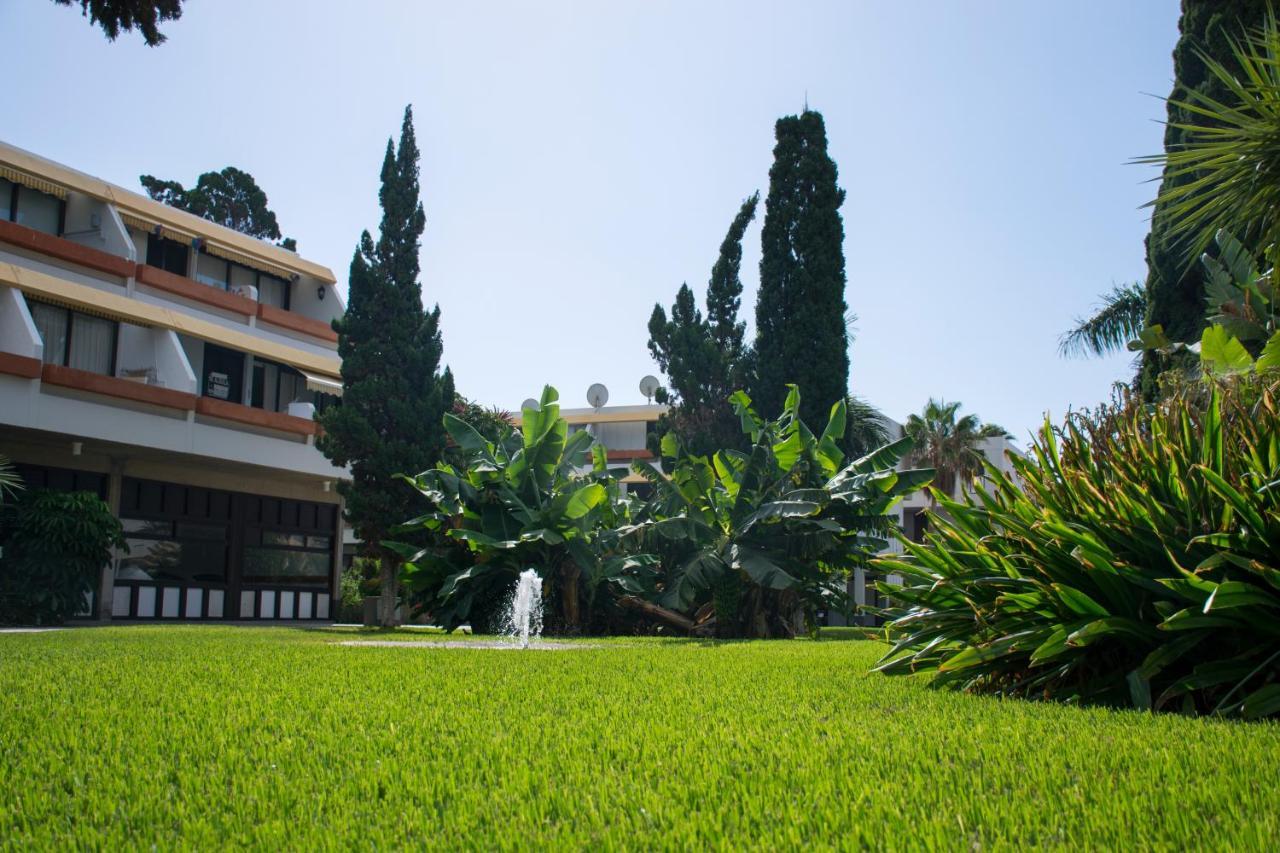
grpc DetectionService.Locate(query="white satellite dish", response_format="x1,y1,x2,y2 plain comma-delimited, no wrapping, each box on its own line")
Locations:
639,375,660,404
587,383,609,409
521,398,539,412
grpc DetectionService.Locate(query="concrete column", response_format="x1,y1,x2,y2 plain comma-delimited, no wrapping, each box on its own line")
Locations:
853,567,867,627
330,493,345,623
98,457,126,621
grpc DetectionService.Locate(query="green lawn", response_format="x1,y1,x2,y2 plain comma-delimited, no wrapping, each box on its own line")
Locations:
1,627,1277,849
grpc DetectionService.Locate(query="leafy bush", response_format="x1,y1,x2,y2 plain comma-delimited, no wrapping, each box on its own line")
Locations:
874,377,1280,718
631,386,932,638
398,385,653,634
0,490,125,625
336,558,378,623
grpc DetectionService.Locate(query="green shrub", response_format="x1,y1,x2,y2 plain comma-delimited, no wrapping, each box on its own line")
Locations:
399,385,652,635
0,490,125,625
634,385,932,638
874,377,1280,718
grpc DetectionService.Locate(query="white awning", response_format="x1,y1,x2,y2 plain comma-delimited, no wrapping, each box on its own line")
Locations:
303,371,343,397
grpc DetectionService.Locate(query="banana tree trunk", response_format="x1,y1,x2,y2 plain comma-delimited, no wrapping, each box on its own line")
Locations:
560,562,581,633
617,595,715,636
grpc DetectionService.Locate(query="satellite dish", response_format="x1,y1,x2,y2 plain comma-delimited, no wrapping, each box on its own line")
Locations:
639,375,660,404
586,383,609,409
521,398,539,412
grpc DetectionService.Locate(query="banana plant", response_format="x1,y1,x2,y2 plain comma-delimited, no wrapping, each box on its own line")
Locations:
631,386,933,638
396,386,655,633
1132,230,1280,376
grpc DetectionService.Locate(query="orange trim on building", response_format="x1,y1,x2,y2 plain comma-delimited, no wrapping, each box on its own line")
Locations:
195,396,318,436
605,449,654,461
256,302,338,343
40,363,198,410
135,264,257,317
0,351,43,379
0,219,136,279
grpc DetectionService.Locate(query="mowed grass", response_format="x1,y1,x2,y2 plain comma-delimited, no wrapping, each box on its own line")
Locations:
1,628,1278,850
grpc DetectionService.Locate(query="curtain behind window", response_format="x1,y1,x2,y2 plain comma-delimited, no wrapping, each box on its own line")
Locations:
30,302,68,365
68,314,116,375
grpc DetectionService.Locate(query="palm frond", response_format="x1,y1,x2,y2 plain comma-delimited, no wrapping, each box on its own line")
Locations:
0,454,24,505
1133,12,1280,270
1058,282,1148,358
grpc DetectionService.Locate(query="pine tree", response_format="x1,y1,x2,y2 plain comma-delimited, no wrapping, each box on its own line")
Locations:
648,194,758,456
317,106,454,627
753,110,849,426
1140,0,1268,394
140,167,292,246
53,0,183,46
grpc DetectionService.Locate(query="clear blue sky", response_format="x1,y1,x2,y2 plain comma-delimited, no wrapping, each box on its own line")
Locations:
3,1,1181,440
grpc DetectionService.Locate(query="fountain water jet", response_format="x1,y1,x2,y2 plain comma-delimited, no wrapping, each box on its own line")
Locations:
503,569,543,648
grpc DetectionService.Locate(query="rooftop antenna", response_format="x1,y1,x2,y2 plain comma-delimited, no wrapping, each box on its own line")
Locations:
521,397,539,413
804,90,808,112
639,375,660,405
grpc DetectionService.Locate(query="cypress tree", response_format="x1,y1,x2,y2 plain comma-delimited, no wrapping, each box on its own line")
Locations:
318,106,454,626
1140,0,1267,394
648,194,758,455
753,110,849,426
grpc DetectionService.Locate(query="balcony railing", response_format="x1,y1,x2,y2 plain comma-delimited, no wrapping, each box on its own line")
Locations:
135,263,258,316
0,219,135,279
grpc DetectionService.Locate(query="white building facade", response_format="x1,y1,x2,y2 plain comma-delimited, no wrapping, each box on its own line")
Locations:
0,142,348,622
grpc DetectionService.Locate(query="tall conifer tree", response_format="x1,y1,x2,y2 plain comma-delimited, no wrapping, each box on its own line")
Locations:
753,110,849,426
648,194,758,455
318,106,454,626
1140,0,1267,393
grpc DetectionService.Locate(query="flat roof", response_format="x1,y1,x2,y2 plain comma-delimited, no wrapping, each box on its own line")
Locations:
0,140,337,285
511,404,667,427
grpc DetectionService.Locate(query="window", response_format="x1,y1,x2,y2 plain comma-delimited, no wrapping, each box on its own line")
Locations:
195,250,229,290
0,178,13,222
68,314,117,374
229,263,256,297
29,300,117,375
116,518,229,584
256,272,289,308
145,234,189,276
242,528,332,584
10,184,63,235
250,359,334,414
201,343,245,402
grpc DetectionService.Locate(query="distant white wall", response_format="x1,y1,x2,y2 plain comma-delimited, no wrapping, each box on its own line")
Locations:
0,286,42,359
180,334,204,385
116,324,196,393
288,275,345,325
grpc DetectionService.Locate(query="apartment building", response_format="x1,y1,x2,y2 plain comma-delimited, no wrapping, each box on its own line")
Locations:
840,422,1021,627
0,141,347,622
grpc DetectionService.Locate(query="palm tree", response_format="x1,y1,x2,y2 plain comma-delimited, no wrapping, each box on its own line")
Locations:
1134,12,1280,276
0,454,22,505
843,395,893,459
903,400,990,500
1059,282,1148,359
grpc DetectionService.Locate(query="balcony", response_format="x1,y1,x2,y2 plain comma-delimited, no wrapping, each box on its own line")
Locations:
195,396,319,437
256,302,338,342
135,263,258,317
40,363,198,411
0,218,135,280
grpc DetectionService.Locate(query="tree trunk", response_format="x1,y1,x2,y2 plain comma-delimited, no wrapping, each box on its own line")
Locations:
379,548,400,628
560,562,581,634
617,596,714,636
